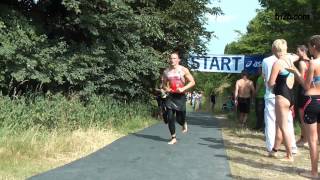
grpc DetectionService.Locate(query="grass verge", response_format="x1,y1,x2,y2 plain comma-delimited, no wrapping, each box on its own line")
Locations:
216,112,312,180
0,120,157,180
0,95,158,180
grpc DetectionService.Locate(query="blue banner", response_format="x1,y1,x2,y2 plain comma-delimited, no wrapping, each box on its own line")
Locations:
243,55,265,74
189,54,265,74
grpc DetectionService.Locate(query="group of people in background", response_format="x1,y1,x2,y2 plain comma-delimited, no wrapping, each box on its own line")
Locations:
283,35,320,179
157,35,320,178
186,91,203,111
233,36,320,179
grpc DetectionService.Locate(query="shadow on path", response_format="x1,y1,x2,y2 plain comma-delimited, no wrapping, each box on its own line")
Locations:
131,133,168,142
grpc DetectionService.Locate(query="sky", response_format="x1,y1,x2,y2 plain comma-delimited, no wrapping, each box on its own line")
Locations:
205,0,261,54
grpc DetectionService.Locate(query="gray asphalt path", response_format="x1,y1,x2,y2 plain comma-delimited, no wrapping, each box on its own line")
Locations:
29,112,232,180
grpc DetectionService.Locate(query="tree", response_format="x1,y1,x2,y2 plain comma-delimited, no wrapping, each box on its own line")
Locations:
0,0,222,100
259,0,320,47
225,9,290,55
227,0,320,55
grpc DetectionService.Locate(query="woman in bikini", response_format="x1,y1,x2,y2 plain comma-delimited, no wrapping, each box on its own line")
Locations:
288,35,320,179
268,39,299,162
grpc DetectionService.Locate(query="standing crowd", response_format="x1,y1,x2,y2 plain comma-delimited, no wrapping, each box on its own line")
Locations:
156,35,320,178
187,91,203,111
233,36,320,179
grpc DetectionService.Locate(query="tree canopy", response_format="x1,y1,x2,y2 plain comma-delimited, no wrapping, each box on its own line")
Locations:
197,0,320,97
226,0,320,55
0,0,222,100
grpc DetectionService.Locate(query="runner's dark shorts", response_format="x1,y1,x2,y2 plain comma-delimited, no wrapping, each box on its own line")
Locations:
303,95,320,124
165,93,186,111
238,97,250,113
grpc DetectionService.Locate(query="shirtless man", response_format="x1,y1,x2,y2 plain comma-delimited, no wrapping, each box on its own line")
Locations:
234,70,255,127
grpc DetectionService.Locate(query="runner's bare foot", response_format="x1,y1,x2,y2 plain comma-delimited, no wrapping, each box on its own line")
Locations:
168,137,177,145
182,122,188,133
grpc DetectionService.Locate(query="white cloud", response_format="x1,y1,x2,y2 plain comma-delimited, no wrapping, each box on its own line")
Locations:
207,14,236,24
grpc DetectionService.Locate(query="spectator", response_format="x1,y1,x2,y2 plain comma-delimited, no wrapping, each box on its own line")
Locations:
255,67,265,131
210,90,216,112
234,70,255,127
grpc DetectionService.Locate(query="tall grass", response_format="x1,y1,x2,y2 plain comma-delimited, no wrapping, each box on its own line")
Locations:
0,94,154,132
0,94,158,179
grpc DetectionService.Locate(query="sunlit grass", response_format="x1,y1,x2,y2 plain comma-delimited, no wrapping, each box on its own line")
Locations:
219,108,309,179
0,94,158,180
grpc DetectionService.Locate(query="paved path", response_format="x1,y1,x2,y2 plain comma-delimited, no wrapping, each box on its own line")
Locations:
29,112,232,180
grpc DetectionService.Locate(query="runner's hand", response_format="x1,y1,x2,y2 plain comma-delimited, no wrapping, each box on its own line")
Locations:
164,87,172,92
177,87,185,93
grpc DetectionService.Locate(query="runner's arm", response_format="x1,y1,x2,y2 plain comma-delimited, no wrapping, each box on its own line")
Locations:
161,72,171,92
177,67,195,93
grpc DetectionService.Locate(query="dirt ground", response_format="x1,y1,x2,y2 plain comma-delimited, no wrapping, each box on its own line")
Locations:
216,114,316,180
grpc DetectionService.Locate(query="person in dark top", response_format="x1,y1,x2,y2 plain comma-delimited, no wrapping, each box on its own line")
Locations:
210,91,216,112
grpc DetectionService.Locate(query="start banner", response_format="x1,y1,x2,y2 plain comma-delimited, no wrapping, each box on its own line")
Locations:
188,54,265,74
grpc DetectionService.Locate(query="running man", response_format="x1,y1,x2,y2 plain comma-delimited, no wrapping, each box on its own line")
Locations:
162,51,195,145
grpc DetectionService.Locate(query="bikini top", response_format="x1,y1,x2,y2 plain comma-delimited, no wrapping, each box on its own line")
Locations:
311,59,320,86
279,69,294,77
313,76,320,85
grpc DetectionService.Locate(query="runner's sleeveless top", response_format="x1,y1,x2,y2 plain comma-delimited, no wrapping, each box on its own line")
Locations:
164,66,186,93
164,66,186,111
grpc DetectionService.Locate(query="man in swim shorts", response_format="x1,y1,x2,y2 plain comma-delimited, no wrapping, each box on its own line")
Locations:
234,70,255,127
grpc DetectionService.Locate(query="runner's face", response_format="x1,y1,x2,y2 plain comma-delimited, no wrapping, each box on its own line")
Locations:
168,53,180,66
